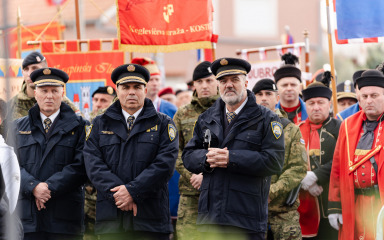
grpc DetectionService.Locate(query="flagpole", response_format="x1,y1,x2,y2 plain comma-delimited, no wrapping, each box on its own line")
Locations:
326,0,338,115
75,0,81,39
129,52,133,62
211,4,216,61
303,30,310,87
57,4,63,40
17,6,22,59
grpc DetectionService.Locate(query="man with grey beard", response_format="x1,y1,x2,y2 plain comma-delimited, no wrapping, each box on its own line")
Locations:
182,58,285,240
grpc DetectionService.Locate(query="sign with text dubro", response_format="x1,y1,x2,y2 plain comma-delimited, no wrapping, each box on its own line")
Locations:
45,52,124,119
247,61,282,91
117,0,214,53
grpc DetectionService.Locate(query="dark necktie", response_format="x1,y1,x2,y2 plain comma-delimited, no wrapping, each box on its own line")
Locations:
356,120,379,172
127,116,135,132
44,118,52,133
356,121,378,151
226,112,237,124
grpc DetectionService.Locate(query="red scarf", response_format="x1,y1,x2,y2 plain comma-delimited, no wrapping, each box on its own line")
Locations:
298,120,323,237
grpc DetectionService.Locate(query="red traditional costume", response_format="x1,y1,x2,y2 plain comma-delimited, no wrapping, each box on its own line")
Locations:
299,77,340,239
299,117,340,238
329,110,384,240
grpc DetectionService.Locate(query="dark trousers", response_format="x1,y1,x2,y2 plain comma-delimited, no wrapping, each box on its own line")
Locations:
24,232,82,240
98,231,170,240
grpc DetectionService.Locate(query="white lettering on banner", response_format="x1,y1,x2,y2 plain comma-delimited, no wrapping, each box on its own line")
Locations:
247,61,281,91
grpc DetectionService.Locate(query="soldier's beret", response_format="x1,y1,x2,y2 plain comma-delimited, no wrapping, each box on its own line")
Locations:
356,69,384,90
193,61,213,81
22,51,45,69
30,68,68,87
92,86,116,98
211,58,251,79
158,87,174,97
352,70,365,88
336,80,357,101
252,78,277,94
131,57,160,76
302,82,332,102
273,65,302,83
111,64,150,86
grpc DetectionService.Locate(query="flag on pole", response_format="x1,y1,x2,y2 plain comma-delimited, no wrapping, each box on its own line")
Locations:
46,0,67,6
8,22,65,58
117,0,214,53
334,0,384,44
197,49,213,62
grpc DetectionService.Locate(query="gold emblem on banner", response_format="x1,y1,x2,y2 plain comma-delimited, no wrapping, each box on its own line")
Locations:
43,68,51,75
220,59,228,66
127,65,135,72
163,4,174,23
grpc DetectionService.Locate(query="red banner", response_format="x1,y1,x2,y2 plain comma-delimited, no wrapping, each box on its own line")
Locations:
117,0,214,53
44,52,124,119
9,22,64,58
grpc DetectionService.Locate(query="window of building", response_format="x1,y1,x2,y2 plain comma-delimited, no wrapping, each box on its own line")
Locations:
234,0,278,37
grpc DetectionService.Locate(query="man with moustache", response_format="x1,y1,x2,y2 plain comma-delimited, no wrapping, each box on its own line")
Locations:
329,69,384,240
131,58,177,117
130,58,180,228
174,61,219,240
182,58,285,240
84,63,178,240
252,79,307,240
298,76,341,239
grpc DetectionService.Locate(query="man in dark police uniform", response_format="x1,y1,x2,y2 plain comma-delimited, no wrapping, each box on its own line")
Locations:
8,67,87,240
182,58,285,240
84,63,178,240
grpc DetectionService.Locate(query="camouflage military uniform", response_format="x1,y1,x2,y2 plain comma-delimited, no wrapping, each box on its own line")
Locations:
268,109,307,240
174,91,219,240
89,96,118,123
84,184,97,240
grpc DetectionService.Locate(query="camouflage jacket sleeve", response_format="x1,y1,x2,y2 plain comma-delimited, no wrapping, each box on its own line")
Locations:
269,123,307,201
63,96,81,115
174,110,193,181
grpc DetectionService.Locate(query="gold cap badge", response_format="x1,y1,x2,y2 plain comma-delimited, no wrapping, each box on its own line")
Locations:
107,86,114,95
220,59,228,66
127,65,135,72
43,68,51,75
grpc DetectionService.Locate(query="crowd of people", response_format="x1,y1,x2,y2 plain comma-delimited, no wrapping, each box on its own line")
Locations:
0,49,382,240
